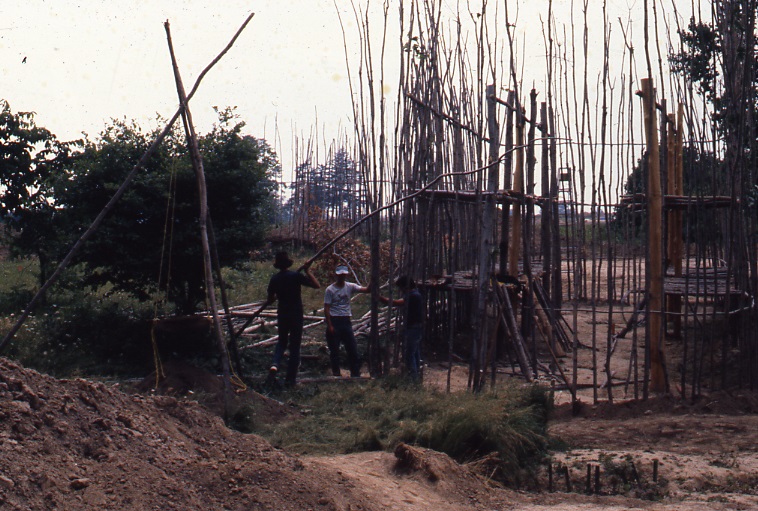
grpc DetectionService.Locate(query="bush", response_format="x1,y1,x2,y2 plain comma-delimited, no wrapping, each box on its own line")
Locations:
11,296,155,377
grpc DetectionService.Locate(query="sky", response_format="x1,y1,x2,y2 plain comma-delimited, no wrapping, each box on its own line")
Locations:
1,1,698,183
1,1,370,172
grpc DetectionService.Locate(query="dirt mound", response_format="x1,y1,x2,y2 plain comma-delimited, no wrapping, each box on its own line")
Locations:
0,358,514,511
307,445,508,511
0,357,376,510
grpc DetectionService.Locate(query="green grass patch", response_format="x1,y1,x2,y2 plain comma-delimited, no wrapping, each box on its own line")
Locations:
0,258,39,314
251,377,551,486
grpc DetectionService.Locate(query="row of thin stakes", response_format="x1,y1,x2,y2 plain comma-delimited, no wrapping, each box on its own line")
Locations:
544,458,661,494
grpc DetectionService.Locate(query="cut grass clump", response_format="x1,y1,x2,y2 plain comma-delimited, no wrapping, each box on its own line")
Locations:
252,378,551,485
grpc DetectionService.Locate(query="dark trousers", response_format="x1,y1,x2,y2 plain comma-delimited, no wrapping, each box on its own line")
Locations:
272,317,303,384
326,316,361,377
404,325,423,379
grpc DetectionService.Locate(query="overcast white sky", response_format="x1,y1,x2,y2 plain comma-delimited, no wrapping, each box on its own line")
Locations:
1,1,371,169
1,1,696,180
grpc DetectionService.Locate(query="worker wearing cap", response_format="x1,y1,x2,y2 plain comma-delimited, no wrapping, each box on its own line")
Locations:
323,265,369,378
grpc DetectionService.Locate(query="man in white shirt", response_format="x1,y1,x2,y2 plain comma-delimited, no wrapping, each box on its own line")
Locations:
324,265,369,377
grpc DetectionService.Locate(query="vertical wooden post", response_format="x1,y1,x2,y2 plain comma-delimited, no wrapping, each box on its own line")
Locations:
472,84,501,391
667,106,684,337
549,106,562,308
500,91,515,277
509,110,524,277
548,462,554,492
540,102,552,296
594,464,601,494
641,78,666,393
523,90,538,373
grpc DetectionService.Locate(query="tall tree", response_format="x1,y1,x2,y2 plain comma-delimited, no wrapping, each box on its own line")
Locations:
287,148,363,221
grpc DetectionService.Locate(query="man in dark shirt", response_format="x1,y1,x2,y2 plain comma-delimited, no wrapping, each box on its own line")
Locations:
380,276,424,380
262,251,320,386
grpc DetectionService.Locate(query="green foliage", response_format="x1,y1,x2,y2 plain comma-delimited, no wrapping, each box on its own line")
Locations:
0,100,80,290
0,259,39,314
251,379,551,486
4,290,155,377
670,18,720,101
670,11,758,160
54,108,279,313
611,147,725,242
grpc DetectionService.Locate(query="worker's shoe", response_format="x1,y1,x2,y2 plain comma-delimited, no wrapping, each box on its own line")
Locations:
266,366,278,385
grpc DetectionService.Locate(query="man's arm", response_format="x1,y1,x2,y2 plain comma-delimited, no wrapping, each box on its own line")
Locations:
303,263,320,289
354,282,370,294
324,303,334,333
379,295,404,307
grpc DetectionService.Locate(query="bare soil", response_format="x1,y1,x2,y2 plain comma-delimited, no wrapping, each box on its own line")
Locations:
1,353,756,510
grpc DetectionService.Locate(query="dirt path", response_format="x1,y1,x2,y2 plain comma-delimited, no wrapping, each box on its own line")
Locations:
307,450,501,511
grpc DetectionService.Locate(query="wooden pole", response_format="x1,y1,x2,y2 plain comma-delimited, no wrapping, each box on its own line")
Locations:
641,78,666,393
500,90,515,277
471,83,500,392
549,106,562,308
523,89,538,376
509,113,524,277
165,21,233,407
540,102,552,295
667,106,684,337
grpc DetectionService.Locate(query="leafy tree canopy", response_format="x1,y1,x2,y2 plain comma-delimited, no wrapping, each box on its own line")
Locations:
54,107,280,314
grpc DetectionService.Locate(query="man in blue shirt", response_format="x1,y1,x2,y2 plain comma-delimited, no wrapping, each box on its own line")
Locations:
380,276,424,380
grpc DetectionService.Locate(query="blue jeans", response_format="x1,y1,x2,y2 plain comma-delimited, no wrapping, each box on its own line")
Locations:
404,325,423,379
272,317,303,384
326,316,361,377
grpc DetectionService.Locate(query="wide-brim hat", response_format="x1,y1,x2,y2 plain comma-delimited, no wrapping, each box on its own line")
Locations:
274,251,294,270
